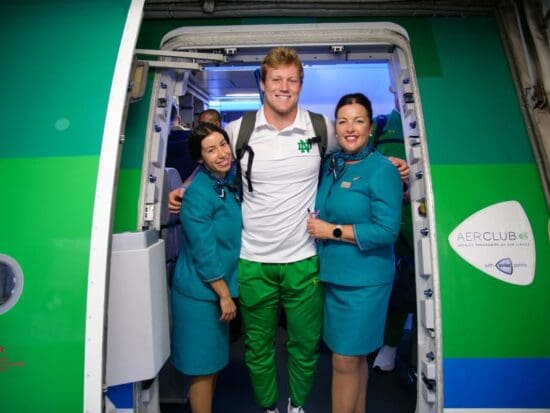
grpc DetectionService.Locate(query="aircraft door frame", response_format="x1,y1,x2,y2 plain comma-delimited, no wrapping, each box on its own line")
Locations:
101,49,227,413
388,45,441,412
155,22,441,413
136,50,226,231
83,1,145,412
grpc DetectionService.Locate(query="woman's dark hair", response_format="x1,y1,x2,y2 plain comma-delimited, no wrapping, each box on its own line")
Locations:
334,93,373,123
188,122,231,161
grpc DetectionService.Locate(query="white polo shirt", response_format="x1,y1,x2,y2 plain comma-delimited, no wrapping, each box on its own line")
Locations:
226,107,337,263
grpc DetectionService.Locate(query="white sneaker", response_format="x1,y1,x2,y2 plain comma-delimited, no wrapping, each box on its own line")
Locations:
373,345,397,372
287,398,305,413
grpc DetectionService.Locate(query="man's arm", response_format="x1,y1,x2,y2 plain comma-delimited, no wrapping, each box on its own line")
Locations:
169,117,242,214
387,156,410,183
168,187,185,214
167,166,200,214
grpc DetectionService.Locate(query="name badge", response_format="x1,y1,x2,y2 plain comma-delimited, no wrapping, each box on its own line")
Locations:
340,181,352,189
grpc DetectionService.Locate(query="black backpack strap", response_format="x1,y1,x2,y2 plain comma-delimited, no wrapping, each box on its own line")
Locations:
235,111,257,160
235,111,258,192
307,111,328,158
236,110,326,192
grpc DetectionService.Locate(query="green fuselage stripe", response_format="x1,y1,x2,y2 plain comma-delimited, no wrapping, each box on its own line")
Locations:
0,1,130,411
0,155,99,411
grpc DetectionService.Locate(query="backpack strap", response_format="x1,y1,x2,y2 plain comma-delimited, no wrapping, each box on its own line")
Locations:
235,111,257,160
307,111,328,158
235,111,257,192
235,110,327,192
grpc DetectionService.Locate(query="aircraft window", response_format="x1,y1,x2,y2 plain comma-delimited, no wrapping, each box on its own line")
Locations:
0,254,24,315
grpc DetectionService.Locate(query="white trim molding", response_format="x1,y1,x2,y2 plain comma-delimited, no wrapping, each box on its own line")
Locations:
84,1,145,412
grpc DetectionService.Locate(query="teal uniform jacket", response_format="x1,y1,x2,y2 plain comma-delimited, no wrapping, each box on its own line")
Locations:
316,150,403,287
172,169,242,301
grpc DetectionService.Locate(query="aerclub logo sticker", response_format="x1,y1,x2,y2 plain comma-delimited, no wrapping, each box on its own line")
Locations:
448,201,535,286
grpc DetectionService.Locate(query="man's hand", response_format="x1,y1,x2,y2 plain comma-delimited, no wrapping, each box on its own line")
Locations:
168,187,184,214
388,156,410,183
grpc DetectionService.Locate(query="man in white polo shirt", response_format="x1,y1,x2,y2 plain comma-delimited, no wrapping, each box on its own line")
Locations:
169,47,409,413
224,47,337,413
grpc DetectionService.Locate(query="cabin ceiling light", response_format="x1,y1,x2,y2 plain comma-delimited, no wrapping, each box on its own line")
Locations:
225,93,260,97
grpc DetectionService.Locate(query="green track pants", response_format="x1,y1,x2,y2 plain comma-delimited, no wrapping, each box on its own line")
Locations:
238,256,323,408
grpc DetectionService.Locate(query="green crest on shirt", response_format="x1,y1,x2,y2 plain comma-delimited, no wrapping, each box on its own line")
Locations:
297,139,313,153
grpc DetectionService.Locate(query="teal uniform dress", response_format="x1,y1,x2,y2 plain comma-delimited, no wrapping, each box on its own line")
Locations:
170,168,242,375
316,149,402,356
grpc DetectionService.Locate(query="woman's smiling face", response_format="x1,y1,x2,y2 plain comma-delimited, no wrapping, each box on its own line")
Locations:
335,103,373,154
199,131,232,177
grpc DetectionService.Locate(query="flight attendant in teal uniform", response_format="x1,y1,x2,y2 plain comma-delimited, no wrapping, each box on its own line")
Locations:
170,123,242,413
306,93,402,413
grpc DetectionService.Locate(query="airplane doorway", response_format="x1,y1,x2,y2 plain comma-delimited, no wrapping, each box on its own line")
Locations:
135,22,437,413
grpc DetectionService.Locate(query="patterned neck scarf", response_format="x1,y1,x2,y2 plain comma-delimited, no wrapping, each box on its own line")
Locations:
328,145,374,181
201,161,241,202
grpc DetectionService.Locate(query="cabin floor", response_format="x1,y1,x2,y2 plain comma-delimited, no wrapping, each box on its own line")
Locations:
159,317,416,413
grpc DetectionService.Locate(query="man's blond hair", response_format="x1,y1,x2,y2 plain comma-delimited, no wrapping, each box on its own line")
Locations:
260,47,304,83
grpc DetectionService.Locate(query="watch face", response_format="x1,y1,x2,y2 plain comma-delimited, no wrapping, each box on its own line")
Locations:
333,227,342,238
